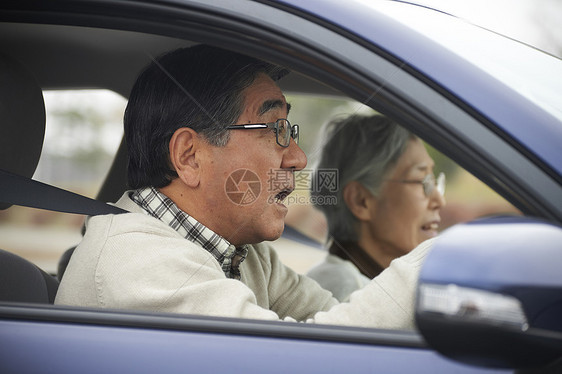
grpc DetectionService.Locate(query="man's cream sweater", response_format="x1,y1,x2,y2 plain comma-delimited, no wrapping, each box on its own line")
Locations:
55,192,432,329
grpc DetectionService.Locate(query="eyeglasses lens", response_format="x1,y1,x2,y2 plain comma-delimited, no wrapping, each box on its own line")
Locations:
436,172,446,196
274,120,287,147
422,175,434,197
423,173,446,197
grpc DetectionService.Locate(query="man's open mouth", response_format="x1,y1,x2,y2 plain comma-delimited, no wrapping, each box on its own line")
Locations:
274,188,292,204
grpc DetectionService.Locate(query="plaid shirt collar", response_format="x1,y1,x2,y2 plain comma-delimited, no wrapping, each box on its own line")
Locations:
131,187,248,280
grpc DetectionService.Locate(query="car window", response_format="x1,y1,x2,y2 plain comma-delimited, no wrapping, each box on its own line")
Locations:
274,94,520,274
0,14,541,335
1,89,520,289
0,89,126,274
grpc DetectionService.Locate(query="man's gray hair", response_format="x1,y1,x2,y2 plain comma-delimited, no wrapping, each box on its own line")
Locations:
311,114,415,242
125,45,289,189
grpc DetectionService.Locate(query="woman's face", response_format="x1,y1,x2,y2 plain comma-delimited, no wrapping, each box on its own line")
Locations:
360,138,446,267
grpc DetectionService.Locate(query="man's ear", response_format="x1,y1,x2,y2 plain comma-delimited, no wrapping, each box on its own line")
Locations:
343,181,375,221
168,127,201,188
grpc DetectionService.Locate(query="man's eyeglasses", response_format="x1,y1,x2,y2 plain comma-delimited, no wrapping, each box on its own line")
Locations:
226,119,299,148
386,172,446,197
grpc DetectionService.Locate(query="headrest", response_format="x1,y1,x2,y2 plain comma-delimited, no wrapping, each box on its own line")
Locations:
0,54,46,210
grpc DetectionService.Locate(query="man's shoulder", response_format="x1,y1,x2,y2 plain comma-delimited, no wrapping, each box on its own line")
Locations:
85,210,168,241
79,190,186,252
74,204,217,276
91,190,174,236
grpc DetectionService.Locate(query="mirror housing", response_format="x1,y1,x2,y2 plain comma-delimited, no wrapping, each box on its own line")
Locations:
415,216,562,370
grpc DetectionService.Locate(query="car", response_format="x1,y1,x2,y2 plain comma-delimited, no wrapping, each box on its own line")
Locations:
0,0,561,372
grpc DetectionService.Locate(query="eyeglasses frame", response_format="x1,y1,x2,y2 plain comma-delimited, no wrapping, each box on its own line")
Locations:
226,119,299,148
386,172,446,197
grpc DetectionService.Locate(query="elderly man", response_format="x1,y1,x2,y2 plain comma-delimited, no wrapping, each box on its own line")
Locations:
55,45,432,328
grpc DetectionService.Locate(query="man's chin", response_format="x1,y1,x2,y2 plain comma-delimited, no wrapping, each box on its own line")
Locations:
230,223,285,246
258,223,286,243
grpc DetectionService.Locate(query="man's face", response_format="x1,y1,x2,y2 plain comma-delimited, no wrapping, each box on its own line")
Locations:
198,73,307,246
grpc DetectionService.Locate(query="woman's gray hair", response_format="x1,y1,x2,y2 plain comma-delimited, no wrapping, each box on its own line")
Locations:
311,114,415,242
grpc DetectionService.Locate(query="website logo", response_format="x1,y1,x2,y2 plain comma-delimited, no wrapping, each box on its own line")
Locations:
225,169,261,205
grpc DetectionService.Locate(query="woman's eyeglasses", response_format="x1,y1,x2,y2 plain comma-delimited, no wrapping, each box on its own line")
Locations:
386,172,446,197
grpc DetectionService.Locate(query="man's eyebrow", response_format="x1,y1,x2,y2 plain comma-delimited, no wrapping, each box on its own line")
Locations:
258,99,290,116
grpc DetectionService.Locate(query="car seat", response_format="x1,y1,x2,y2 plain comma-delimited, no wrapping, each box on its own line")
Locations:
0,248,59,303
0,53,59,303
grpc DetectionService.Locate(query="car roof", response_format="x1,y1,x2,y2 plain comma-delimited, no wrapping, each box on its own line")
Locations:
0,21,339,97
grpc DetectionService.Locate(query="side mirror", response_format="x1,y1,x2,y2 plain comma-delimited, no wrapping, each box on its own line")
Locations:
415,216,562,370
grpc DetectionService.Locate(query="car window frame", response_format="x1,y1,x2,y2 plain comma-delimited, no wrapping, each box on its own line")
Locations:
0,1,559,369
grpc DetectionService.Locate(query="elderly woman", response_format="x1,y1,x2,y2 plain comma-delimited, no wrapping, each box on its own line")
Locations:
307,114,446,301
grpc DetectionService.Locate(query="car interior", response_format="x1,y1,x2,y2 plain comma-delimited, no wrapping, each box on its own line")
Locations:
0,52,59,304
0,21,518,308
0,23,330,304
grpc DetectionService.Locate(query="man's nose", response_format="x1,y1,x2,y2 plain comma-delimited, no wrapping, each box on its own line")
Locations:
282,138,307,171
